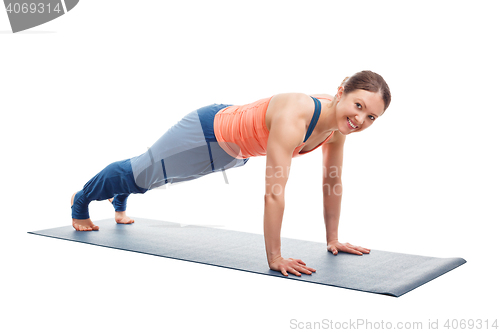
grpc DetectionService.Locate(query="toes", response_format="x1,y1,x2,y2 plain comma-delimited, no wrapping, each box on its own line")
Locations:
116,218,134,224
73,222,98,231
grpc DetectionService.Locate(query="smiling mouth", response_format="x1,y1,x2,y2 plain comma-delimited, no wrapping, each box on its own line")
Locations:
347,117,358,130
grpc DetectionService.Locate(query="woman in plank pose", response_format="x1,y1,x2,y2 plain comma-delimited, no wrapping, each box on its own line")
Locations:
71,70,391,277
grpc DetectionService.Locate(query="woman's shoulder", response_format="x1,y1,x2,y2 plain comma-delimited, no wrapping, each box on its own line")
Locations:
271,92,334,101
268,92,335,119
268,92,333,110
267,93,316,115
310,93,335,101
265,93,315,132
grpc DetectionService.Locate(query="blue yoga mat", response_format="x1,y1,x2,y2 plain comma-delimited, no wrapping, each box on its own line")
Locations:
28,217,466,297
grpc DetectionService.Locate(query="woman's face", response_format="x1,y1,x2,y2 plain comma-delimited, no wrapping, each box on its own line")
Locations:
335,88,386,135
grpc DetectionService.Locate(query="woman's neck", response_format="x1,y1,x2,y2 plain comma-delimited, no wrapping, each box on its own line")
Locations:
316,97,338,133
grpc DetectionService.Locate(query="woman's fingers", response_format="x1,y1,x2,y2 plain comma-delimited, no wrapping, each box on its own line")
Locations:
346,245,363,256
337,243,363,255
279,259,316,277
346,243,370,255
344,245,363,255
291,259,316,273
327,245,338,254
289,267,301,276
345,242,369,253
328,242,371,256
347,244,370,254
296,265,316,274
290,258,307,266
357,246,371,254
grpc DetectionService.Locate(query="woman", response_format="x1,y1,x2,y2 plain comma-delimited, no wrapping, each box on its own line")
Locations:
71,70,391,277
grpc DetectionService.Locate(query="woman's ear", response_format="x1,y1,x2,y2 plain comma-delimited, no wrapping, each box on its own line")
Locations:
336,85,345,102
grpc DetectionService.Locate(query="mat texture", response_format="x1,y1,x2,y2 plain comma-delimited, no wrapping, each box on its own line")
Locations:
29,217,466,297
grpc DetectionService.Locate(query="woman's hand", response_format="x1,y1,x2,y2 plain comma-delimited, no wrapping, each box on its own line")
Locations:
269,256,316,277
327,240,370,255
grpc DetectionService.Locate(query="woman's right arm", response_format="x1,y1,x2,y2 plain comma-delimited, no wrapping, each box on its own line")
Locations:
264,94,316,277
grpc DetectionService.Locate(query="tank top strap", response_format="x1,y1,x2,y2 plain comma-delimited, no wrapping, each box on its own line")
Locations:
303,96,321,143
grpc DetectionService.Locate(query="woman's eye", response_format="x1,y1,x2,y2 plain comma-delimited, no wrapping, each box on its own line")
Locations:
355,103,362,109
368,115,375,121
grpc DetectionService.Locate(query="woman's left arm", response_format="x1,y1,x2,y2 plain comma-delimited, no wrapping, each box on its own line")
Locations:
322,132,370,256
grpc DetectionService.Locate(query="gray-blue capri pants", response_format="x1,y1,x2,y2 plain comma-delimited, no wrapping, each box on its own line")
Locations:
71,103,249,219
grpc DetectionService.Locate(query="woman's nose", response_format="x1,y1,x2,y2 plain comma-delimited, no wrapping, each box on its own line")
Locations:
355,115,364,125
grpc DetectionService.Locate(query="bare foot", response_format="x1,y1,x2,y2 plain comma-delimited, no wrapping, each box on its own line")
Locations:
71,192,99,231
108,198,135,224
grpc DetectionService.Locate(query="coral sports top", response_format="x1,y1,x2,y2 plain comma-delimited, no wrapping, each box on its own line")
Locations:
214,95,334,159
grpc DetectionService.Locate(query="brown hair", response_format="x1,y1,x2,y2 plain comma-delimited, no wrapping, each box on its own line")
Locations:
340,70,391,111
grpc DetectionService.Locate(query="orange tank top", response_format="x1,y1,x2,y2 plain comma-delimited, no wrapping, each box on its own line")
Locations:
213,95,334,159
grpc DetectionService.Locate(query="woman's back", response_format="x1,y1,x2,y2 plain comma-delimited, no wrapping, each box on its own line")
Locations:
214,93,335,159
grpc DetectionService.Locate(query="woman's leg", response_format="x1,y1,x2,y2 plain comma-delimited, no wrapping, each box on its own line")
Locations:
71,158,148,231
108,193,134,224
71,103,249,231
111,193,129,212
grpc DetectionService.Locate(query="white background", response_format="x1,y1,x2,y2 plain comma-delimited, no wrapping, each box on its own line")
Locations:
1,1,499,332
